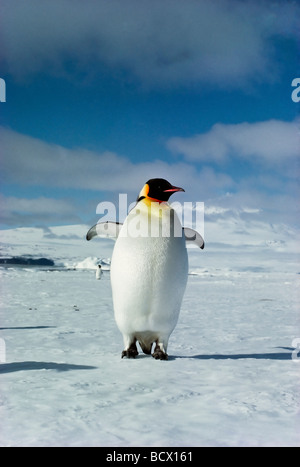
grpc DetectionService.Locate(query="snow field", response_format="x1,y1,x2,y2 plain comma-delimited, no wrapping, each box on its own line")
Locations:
0,263,299,447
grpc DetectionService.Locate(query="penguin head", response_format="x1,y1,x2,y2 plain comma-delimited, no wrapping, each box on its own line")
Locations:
137,178,185,203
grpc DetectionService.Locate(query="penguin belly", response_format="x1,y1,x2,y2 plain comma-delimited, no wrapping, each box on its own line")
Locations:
110,227,188,355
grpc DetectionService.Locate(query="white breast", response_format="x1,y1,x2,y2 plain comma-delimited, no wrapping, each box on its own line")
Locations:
110,201,188,337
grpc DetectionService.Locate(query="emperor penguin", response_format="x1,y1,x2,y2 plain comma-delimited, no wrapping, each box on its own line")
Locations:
96,264,102,280
86,178,204,360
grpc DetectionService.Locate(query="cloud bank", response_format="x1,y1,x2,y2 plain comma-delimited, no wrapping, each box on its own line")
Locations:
0,126,201,194
167,119,300,169
1,123,299,229
0,195,80,226
1,0,299,87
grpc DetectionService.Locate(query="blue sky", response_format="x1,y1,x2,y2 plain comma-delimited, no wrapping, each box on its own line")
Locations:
0,0,299,238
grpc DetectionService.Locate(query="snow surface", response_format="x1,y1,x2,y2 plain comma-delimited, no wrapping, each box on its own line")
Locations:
0,225,299,447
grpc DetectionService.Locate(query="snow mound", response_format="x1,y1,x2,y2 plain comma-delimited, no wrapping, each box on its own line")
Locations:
70,257,99,269
69,256,111,270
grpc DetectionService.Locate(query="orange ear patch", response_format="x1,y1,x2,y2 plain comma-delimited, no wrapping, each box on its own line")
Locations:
139,183,150,199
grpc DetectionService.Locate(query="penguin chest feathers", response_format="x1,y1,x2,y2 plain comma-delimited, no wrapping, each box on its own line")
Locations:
110,199,188,333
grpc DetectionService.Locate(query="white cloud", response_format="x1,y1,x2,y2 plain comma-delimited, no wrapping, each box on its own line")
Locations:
167,119,300,168
0,126,235,226
0,195,80,226
0,126,130,191
1,0,299,87
1,126,298,229
0,126,234,200
205,205,261,216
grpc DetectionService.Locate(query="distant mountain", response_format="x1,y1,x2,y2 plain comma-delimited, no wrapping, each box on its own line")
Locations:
0,222,299,273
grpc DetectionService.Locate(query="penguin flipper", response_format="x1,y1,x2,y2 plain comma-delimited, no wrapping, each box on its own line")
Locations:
86,222,123,241
183,227,205,249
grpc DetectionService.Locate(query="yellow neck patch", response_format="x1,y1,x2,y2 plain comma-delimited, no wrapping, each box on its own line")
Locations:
138,183,150,199
138,183,165,203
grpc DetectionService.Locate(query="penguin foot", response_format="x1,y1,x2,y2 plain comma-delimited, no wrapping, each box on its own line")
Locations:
121,347,138,359
152,348,168,360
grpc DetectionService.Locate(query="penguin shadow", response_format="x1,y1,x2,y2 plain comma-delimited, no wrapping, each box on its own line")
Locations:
0,361,98,374
170,347,294,361
0,326,56,330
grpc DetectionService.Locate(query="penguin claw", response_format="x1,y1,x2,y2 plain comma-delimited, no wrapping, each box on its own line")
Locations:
152,349,168,360
121,348,139,359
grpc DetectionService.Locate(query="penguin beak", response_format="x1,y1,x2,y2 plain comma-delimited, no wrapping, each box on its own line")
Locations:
163,186,185,193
